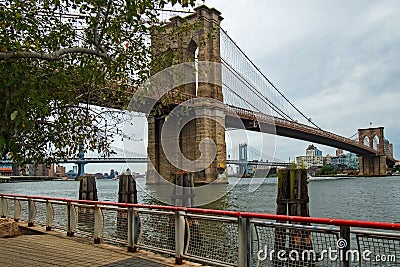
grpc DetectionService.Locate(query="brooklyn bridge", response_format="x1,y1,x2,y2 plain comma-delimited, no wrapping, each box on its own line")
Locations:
77,5,396,184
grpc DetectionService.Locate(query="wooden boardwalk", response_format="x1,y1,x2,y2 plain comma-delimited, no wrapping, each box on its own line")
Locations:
0,227,205,267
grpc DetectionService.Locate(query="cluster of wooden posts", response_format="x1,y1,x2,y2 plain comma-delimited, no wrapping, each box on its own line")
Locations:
276,169,313,266
78,168,313,266
78,173,138,243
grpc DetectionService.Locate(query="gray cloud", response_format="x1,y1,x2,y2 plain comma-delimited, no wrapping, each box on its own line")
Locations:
207,0,400,159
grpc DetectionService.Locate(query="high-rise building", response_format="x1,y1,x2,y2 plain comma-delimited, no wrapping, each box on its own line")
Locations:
336,149,343,156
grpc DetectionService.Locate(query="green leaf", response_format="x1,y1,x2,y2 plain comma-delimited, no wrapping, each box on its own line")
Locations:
10,111,18,121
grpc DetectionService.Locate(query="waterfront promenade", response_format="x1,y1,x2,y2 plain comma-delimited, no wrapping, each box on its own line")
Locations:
0,225,204,267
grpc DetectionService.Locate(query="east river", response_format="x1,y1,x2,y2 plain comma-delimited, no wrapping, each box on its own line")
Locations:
1,176,399,223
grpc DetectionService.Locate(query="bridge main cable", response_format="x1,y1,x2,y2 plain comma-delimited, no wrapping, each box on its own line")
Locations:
219,27,322,130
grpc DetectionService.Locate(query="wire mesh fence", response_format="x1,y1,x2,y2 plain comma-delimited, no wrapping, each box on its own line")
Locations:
184,215,239,266
251,221,341,267
0,197,8,217
52,202,68,232
33,201,47,227
101,207,129,245
75,204,96,238
356,232,400,267
19,199,29,222
136,210,175,254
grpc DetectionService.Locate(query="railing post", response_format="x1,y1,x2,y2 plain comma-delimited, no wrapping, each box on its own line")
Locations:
175,211,185,265
67,202,76,237
13,198,21,222
27,198,36,227
93,205,103,244
127,207,136,252
238,217,251,267
339,226,351,267
45,200,54,231
1,197,8,218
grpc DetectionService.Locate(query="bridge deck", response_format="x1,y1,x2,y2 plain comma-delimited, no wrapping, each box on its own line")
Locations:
0,226,204,267
226,106,396,163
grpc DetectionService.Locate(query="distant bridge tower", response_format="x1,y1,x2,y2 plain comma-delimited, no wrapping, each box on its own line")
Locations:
238,143,248,176
147,6,226,184
77,145,85,177
358,127,387,176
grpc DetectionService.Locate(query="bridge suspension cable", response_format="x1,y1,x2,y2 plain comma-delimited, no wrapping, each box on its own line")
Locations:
222,60,294,121
349,132,359,141
219,28,322,130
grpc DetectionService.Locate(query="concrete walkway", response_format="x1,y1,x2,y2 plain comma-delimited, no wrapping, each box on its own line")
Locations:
0,228,205,267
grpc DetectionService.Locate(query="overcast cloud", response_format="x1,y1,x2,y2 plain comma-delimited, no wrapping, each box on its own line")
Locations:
206,0,400,160
82,1,400,173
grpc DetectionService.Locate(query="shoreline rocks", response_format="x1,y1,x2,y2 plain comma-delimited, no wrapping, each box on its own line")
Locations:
0,218,22,238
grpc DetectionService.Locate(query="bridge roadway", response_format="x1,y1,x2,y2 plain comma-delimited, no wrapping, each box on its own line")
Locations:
119,91,396,163
225,106,396,164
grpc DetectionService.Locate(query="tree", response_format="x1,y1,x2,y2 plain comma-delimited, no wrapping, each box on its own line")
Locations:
320,165,334,175
394,164,400,172
0,0,196,165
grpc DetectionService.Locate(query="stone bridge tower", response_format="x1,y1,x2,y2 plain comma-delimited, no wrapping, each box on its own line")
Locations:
147,6,226,184
358,127,387,176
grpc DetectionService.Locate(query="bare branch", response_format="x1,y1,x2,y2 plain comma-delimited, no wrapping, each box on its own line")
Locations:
0,47,109,60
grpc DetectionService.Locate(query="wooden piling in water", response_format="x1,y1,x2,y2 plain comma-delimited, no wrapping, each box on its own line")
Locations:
275,168,313,266
171,171,197,264
79,175,98,201
78,175,97,241
118,174,138,204
171,171,196,207
117,173,140,251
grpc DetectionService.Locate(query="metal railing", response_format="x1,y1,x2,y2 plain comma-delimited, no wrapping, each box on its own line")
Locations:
1,193,399,267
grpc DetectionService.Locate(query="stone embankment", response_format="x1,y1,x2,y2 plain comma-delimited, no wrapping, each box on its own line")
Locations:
0,218,22,238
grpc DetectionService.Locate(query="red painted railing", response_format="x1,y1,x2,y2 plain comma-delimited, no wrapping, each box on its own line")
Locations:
1,193,400,231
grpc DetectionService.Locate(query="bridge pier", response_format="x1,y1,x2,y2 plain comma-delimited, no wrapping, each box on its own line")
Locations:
147,104,227,184
147,6,226,184
358,127,389,176
358,155,387,176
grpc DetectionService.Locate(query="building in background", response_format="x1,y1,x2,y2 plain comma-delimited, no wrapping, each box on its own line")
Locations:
296,145,359,174
345,153,359,169
34,164,55,177
331,154,346,168
296,144,324,169
0,163,13,176
385,139,394,158
18,164,55,177
55,165,66,177
331,153,359,170
323,155,332,166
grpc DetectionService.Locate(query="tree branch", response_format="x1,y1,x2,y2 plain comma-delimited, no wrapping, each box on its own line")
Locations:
93,6,107,54
99,1,113,44
0,47,109,60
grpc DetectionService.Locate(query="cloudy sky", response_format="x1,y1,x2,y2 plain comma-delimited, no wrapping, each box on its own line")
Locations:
80,1,400,174
205,0,400,160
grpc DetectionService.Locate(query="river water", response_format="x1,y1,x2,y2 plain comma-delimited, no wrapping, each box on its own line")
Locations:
1,176,399,223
